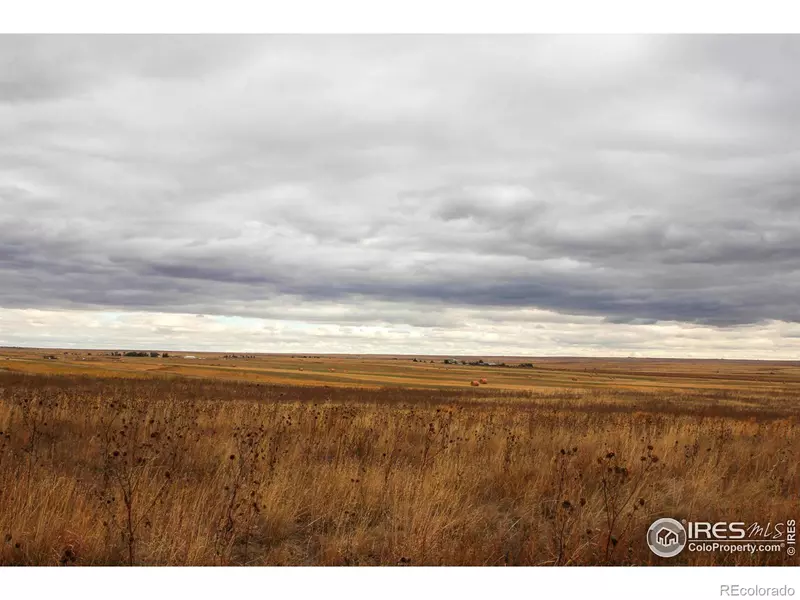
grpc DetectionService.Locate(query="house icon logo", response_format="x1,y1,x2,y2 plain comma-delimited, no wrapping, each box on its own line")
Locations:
657,528,678,546
647,518,687,558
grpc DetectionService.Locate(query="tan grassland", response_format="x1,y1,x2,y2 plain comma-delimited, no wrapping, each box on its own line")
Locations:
0,348,797,565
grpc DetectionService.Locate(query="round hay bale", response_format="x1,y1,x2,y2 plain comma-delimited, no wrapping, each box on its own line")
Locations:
480,378,488,384
470,380,480,387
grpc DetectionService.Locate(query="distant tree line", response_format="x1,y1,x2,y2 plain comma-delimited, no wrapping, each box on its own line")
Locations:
442,358,535,368
107,351,169,358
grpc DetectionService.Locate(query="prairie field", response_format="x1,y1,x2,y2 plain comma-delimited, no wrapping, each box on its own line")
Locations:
0,350,798,566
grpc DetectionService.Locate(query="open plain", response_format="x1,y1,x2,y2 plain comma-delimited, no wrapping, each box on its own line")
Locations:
0,348,798,565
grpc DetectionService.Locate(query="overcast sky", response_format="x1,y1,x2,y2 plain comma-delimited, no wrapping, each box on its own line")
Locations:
2,35,800,357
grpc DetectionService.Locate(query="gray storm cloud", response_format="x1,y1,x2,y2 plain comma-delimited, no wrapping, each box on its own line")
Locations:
2,34,800,343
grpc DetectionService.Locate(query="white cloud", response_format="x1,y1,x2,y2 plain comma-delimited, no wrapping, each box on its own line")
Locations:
2,306,799,359
2,36,800,355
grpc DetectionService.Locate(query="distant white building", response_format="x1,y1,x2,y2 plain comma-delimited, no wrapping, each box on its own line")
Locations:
183,355,197,359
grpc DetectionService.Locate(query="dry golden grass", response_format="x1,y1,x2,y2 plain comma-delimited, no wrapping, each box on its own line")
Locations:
5,348,800,393
0,369,797,566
